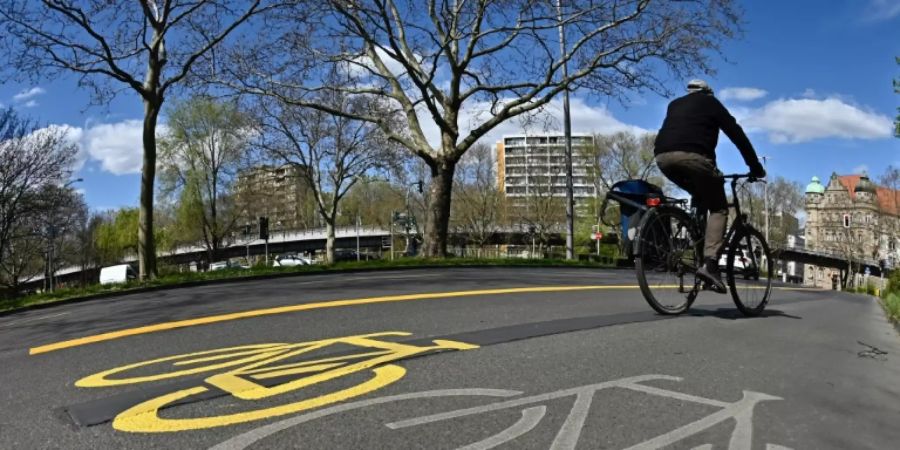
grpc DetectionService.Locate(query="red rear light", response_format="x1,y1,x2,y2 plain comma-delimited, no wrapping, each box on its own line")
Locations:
646,197,661,207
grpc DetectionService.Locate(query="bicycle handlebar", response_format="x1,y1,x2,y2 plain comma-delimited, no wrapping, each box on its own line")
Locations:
722,173,766,183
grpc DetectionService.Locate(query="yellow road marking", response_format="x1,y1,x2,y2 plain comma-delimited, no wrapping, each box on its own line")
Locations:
29,284,816,356
77,331,478,432
29,285,630,355
113,365,407,433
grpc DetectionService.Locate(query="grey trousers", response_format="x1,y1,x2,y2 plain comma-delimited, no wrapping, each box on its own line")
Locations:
655,151,728,261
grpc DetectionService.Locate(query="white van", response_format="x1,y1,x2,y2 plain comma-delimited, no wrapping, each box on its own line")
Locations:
99,264,137,285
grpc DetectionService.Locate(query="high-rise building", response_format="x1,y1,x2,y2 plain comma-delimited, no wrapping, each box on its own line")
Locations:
495,134,596,203
802,173,899,288
233,165,317,232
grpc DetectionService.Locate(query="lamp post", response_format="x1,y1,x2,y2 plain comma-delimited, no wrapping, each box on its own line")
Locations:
556,0,575,260
761,155,771,243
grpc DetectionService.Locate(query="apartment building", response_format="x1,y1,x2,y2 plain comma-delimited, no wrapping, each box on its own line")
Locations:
233,165,316,231
495,134,596,202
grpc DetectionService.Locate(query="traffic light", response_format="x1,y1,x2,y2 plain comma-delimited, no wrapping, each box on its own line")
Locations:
259,216,269,240
416,180,423,193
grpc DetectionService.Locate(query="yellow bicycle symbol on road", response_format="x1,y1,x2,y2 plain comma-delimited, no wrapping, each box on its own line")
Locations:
75,332,478,433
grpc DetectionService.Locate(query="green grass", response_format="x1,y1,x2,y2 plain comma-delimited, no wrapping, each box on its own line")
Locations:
878,270,900,325
0,257,616,314
882,292,900,324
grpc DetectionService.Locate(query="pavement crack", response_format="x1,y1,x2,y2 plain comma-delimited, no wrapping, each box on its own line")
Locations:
857,341,888,361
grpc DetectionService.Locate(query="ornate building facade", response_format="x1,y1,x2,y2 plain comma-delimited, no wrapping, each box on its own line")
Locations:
802,173,899,288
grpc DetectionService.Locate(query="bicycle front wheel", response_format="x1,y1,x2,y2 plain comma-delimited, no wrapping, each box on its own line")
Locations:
635,206,697,315
726,227,773,316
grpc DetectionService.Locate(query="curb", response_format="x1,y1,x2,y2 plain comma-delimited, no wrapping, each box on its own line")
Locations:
0,263,625,317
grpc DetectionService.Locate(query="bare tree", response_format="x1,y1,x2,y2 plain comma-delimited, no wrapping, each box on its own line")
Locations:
877,165,900,265
254,93,398,263
735,176,803,249
222,0,742,256
339,178,407,229
0,0,277,279
158,96,251,263
517,184,565,256
0,184,86,292
452,143,506,253
0,108,77,284
585,132,665,192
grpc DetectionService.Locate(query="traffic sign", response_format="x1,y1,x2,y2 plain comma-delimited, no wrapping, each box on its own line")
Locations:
591,232,603,241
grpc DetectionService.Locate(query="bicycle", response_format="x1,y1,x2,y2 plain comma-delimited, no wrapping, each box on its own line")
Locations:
633,173,772,316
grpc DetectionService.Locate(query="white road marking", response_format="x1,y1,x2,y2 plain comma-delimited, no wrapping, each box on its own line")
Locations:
0,312,69,328
211,374,793,450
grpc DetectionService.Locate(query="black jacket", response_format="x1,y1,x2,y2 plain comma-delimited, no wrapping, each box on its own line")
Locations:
654,92,762,170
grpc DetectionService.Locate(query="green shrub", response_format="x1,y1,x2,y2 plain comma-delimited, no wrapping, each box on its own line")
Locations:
883,292,900,323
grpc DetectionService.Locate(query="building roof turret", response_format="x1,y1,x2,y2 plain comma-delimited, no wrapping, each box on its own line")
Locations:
854,172,877,195
805,176,825,194
826,172,847,191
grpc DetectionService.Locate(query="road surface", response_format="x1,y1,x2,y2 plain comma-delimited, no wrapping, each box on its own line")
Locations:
1,267,898,449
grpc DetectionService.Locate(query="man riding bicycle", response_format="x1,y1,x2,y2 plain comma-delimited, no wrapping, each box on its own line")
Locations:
653,79,766,293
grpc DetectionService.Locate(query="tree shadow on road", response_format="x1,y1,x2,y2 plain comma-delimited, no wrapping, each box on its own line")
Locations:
686,308,802,321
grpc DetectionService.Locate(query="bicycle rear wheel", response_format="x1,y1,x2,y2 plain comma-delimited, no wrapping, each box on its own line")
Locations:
635,206,698,315
726,227,772,316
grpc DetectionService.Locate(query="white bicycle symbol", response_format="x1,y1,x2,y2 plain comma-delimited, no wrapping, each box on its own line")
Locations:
211,374,793,450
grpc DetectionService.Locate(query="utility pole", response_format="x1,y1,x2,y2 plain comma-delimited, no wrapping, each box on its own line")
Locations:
761,155,771,243
557,0,575,260
390,211,395,260
47,225,55,292
356,215,361,261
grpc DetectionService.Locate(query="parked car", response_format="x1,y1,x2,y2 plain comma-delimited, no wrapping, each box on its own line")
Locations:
208,260,248,271
208,261,231,271
273,254,313,267
333,250,380,262
99,264,137,285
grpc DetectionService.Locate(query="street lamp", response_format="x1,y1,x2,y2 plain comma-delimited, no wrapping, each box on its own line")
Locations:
556,0,575,260
760,155,771,243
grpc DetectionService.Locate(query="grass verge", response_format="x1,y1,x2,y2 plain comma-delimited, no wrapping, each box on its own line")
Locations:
881,292,900,324
0,257,616,314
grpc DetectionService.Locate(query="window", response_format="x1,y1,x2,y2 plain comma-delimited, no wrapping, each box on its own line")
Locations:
843,214,851,228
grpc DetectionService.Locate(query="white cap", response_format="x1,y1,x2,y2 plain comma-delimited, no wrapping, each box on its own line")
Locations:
686,79,713,94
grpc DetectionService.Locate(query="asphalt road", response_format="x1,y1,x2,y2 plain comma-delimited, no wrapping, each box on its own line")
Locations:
1,267,898,449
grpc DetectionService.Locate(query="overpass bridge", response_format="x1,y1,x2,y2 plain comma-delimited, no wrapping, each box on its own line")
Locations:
21,225,576,292
773,245,891,287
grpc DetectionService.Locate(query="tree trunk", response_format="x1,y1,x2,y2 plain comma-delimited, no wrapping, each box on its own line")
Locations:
138,99,160,280
424,160,456,257
325,219,336,264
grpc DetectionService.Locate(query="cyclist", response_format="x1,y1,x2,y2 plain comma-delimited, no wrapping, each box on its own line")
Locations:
653,79,766,293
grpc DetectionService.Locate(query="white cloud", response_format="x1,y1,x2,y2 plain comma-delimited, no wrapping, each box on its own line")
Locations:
26,124,86,172
12,87,46,102
861,0,900,21
852,164,869,174
742,97,894,144
418,96,647,149
719,87,767,102
81,120,146,175
22,100,38,108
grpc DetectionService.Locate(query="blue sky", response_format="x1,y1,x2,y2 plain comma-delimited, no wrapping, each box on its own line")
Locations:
0,0,897,211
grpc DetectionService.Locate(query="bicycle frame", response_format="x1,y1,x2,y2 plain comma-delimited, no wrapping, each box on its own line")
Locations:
722,174,765,277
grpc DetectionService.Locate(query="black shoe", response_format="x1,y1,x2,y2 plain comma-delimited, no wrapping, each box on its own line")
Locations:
697,260,727,294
